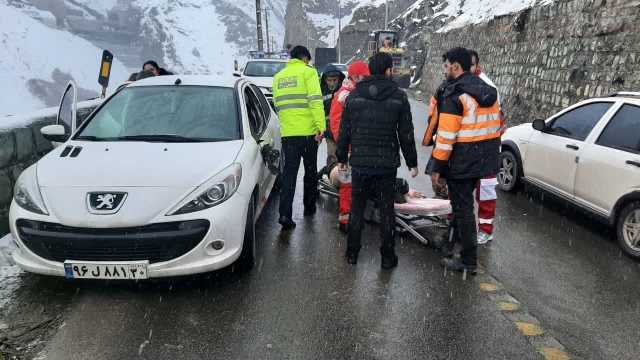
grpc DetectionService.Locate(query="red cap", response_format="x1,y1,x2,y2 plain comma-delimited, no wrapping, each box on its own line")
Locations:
348,61,370,78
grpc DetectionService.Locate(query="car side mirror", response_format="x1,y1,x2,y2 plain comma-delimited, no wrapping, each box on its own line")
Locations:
41,124,69,143
532,119,547,132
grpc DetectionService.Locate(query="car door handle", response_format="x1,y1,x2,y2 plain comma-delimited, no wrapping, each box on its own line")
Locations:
566,144,579,150
626,160,640,168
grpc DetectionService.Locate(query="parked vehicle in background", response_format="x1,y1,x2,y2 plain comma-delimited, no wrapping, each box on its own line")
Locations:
10,75,282,279
367,30,411,88
235,59,287,103
499,92,640,259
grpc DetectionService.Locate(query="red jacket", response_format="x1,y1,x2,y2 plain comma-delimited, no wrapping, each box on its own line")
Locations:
329,79,356,141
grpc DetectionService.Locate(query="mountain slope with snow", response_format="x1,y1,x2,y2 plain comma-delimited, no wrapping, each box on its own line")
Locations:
0,2,129,116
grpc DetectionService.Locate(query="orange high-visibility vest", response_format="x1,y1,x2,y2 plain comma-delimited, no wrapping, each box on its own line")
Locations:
432,94,501,162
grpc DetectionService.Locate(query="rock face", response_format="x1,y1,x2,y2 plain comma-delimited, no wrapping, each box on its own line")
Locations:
420,0,640,125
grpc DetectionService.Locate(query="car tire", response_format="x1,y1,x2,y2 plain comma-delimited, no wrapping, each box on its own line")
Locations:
616,201,640,260
237,195,257,270
497,150,520,192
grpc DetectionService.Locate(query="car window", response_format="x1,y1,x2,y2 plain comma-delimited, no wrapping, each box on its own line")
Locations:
244,87,265,138
250,84,271,124
596,104,640,153
548,102,612,141
76,86,240,142
243,62,286,77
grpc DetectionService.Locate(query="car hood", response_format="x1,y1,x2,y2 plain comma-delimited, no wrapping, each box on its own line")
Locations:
37,140,243,188
245,76,273,89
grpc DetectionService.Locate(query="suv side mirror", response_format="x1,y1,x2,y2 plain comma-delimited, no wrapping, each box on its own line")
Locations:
41,124,69,143
532,119,547,132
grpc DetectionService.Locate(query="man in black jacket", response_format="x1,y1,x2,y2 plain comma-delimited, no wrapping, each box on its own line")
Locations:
336,52,418,269
430,48,501,274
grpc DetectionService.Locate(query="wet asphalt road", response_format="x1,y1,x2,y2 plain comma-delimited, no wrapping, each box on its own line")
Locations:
1,100,640,360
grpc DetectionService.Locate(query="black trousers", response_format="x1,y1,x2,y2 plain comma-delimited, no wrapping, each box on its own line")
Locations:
348,170,397,255
447,178,479,266
279,136,319,219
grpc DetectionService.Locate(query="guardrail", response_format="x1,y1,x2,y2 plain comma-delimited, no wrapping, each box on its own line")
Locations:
0,100,102,233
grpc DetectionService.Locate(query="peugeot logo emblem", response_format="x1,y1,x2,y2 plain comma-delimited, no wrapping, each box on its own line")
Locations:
87,192,127,214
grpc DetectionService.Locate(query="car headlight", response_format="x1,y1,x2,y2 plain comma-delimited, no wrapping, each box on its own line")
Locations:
168,163,242,215
13,165,48,215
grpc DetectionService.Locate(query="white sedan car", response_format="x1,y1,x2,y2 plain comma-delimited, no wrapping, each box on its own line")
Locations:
234,59,287,98
10,75,282,279
499,92,640,259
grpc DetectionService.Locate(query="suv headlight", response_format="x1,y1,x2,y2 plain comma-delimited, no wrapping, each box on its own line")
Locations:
14,165,48,215
168,163,242,215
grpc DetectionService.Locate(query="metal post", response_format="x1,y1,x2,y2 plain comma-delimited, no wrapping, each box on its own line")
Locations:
264,5,270,54
384,0,388,30
337,0,341,63
255,0,264,52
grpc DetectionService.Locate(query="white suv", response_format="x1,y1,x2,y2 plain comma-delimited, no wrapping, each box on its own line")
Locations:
499,92,640,259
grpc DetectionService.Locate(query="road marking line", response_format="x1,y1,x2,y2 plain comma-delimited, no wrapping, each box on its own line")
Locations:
540,347,571,360
475,267,573,359
479,282,499,292
515,321,544,336
497,301,520,311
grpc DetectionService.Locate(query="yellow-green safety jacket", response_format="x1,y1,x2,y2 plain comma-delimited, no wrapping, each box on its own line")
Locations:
272,59,326,137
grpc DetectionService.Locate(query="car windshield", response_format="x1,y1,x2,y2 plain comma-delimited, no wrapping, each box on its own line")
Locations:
75,86,240,142
243,61,286,77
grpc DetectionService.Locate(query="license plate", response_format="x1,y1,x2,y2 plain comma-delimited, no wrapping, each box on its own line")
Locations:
64,261,148,280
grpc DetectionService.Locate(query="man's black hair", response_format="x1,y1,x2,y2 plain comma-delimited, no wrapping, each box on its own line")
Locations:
290,46,312,61
469,49,480,65
368,52,393,75
143,60,160,71
443,47,471,72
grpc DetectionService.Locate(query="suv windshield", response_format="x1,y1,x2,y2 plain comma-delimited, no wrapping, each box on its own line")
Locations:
76,86,240,142
243,61,286,77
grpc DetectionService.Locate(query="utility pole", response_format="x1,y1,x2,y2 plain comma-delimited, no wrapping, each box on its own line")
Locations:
263,5,270,54
255,0,264,52
384,0,389,30
337,0,341,63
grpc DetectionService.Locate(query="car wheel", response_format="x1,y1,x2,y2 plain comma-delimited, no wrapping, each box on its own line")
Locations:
497,150,519,192
237,195,257,270
616,201,640,260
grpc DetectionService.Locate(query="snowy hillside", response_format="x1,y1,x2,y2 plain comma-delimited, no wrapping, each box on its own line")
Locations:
304,0,386,46
0,2,129,116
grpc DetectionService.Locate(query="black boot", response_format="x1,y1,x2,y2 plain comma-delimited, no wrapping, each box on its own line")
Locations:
338,222,349,234
381,251,398,270
440,257,477,275
278,216,296,230
345,250,358,265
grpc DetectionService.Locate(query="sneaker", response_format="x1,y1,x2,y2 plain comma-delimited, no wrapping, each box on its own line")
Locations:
345,251,358,265
477,231,494,245
440,257,477,275
381,253,398,270
338,223,349,234
278,216,296,230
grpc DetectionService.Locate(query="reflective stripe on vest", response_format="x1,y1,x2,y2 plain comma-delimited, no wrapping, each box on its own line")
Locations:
458,94,501,142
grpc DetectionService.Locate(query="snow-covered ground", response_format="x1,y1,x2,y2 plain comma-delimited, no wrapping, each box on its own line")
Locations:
0,1,129,116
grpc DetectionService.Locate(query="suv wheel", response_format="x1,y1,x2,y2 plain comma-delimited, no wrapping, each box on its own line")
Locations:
616,201,640,259
237,195,257,270
497,150,519,192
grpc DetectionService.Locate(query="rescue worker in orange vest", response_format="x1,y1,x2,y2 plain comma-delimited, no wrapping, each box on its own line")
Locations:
430,47,501,274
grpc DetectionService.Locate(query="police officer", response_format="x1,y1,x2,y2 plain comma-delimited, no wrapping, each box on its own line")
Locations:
272,46,325,230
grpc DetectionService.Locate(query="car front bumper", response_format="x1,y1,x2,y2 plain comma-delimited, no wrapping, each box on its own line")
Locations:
9,192,250,278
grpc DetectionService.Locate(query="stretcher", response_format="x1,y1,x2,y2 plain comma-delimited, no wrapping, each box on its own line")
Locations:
318,174,452,246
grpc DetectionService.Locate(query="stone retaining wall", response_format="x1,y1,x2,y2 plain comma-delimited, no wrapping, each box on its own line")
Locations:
420,0,640,125
0,101,100,232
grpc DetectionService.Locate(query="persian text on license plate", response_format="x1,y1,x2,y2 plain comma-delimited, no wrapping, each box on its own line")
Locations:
64,261,148,280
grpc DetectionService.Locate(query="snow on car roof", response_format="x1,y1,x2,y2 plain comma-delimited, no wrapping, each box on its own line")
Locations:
129,75,240,88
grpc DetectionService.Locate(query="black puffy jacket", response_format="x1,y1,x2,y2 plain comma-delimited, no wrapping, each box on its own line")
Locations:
320,65,345,139
336,75,418,170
